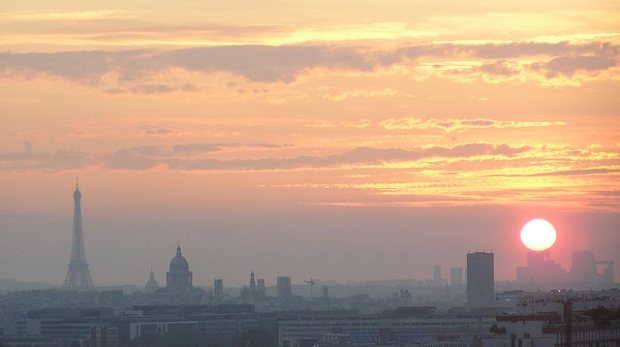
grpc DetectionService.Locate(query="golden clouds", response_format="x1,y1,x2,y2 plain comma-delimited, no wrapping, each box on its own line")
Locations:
1,10,136,22
378,118,562,132
1,0,619,213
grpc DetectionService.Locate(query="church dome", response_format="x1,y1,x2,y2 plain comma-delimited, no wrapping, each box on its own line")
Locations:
145,267,160,293
169,245,189,272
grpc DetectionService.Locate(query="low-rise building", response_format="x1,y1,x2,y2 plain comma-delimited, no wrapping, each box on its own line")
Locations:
277,309,496,347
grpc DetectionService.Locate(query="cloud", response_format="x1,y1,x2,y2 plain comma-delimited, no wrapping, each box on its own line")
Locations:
131,143,532,172
527,168,620,177
105,83,199,95
0,50,137,84
0,41,617,86
0,142,93,172
108,143,231,161
1,10,136,22
159,45,377,83
322,88,399,101
171,143,231,155
145,129,174,135
0,142,531,173
378,117,560,131
491,168,620,178
529,56,618,78
472,41,619,59
478,60,520,77
591,190,620,197
106,149,159,171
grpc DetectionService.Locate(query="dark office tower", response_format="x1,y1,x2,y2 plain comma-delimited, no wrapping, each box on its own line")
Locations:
214,279,224,297
277,276,293,298
451,267,464,286
466,251,494,308
63,180,95,290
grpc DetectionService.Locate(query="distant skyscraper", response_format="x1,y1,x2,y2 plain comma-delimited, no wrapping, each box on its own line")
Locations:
214,279,224,297
516,250,567,285
433,265,442,285
571,250,597,283
450,267,464,286
63,180,95,290
166,245,193,288
570,250,615,284
466,251,494,308
277,276,293,298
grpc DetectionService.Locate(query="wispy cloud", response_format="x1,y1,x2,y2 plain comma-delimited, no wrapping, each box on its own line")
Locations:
1,41,617,87
378,117,562,131
493,168,620,177
529,55,619,78
0,142,532,173
1,10,136,22
0,141,94,172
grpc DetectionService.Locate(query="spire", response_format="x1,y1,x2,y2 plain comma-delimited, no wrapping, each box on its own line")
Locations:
63,181,94,290
176,244,182,256
73,178,81,199
145,266,160,293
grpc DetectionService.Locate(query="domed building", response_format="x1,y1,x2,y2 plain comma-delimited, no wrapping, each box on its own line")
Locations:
144,267,160,293
166,245,193,288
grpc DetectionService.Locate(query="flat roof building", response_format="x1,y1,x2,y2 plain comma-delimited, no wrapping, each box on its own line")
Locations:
467,251,494,308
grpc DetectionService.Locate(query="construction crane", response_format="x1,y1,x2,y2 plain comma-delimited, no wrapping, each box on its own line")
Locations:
304,278,318,299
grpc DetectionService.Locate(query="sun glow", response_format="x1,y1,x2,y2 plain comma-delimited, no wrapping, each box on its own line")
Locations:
520,218,557,251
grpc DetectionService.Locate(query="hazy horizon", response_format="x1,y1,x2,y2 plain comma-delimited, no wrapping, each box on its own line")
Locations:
3,188,618,288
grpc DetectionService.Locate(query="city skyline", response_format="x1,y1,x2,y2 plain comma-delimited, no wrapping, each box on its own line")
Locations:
1,0,619,287
3,182,617,289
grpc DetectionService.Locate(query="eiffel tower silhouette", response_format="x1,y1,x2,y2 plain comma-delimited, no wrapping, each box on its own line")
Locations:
63,179,95,290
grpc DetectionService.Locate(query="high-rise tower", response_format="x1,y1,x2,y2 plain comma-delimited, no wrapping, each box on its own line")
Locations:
63,180,95,290
466,251,494,308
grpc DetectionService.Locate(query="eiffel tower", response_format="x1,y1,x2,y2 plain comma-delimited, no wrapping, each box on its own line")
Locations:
63,179,95,290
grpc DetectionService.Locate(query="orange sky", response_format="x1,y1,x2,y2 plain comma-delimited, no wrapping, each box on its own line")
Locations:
1,0,619,288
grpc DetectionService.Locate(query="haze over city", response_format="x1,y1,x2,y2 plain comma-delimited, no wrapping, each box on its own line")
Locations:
1,0,619,288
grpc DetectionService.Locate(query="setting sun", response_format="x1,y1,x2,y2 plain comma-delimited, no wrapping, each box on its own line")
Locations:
520,219,557,251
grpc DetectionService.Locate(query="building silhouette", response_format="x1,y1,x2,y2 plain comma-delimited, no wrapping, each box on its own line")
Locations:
214,279,224,297
433,265,442,285
241,271,266,298
63,180,95,290
277,276,293,298
516,250,567,285
466,251,494,308
570,250,614,284
257,278,266,295
450,267,464,286
144,267,160,293
166,245,193,288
